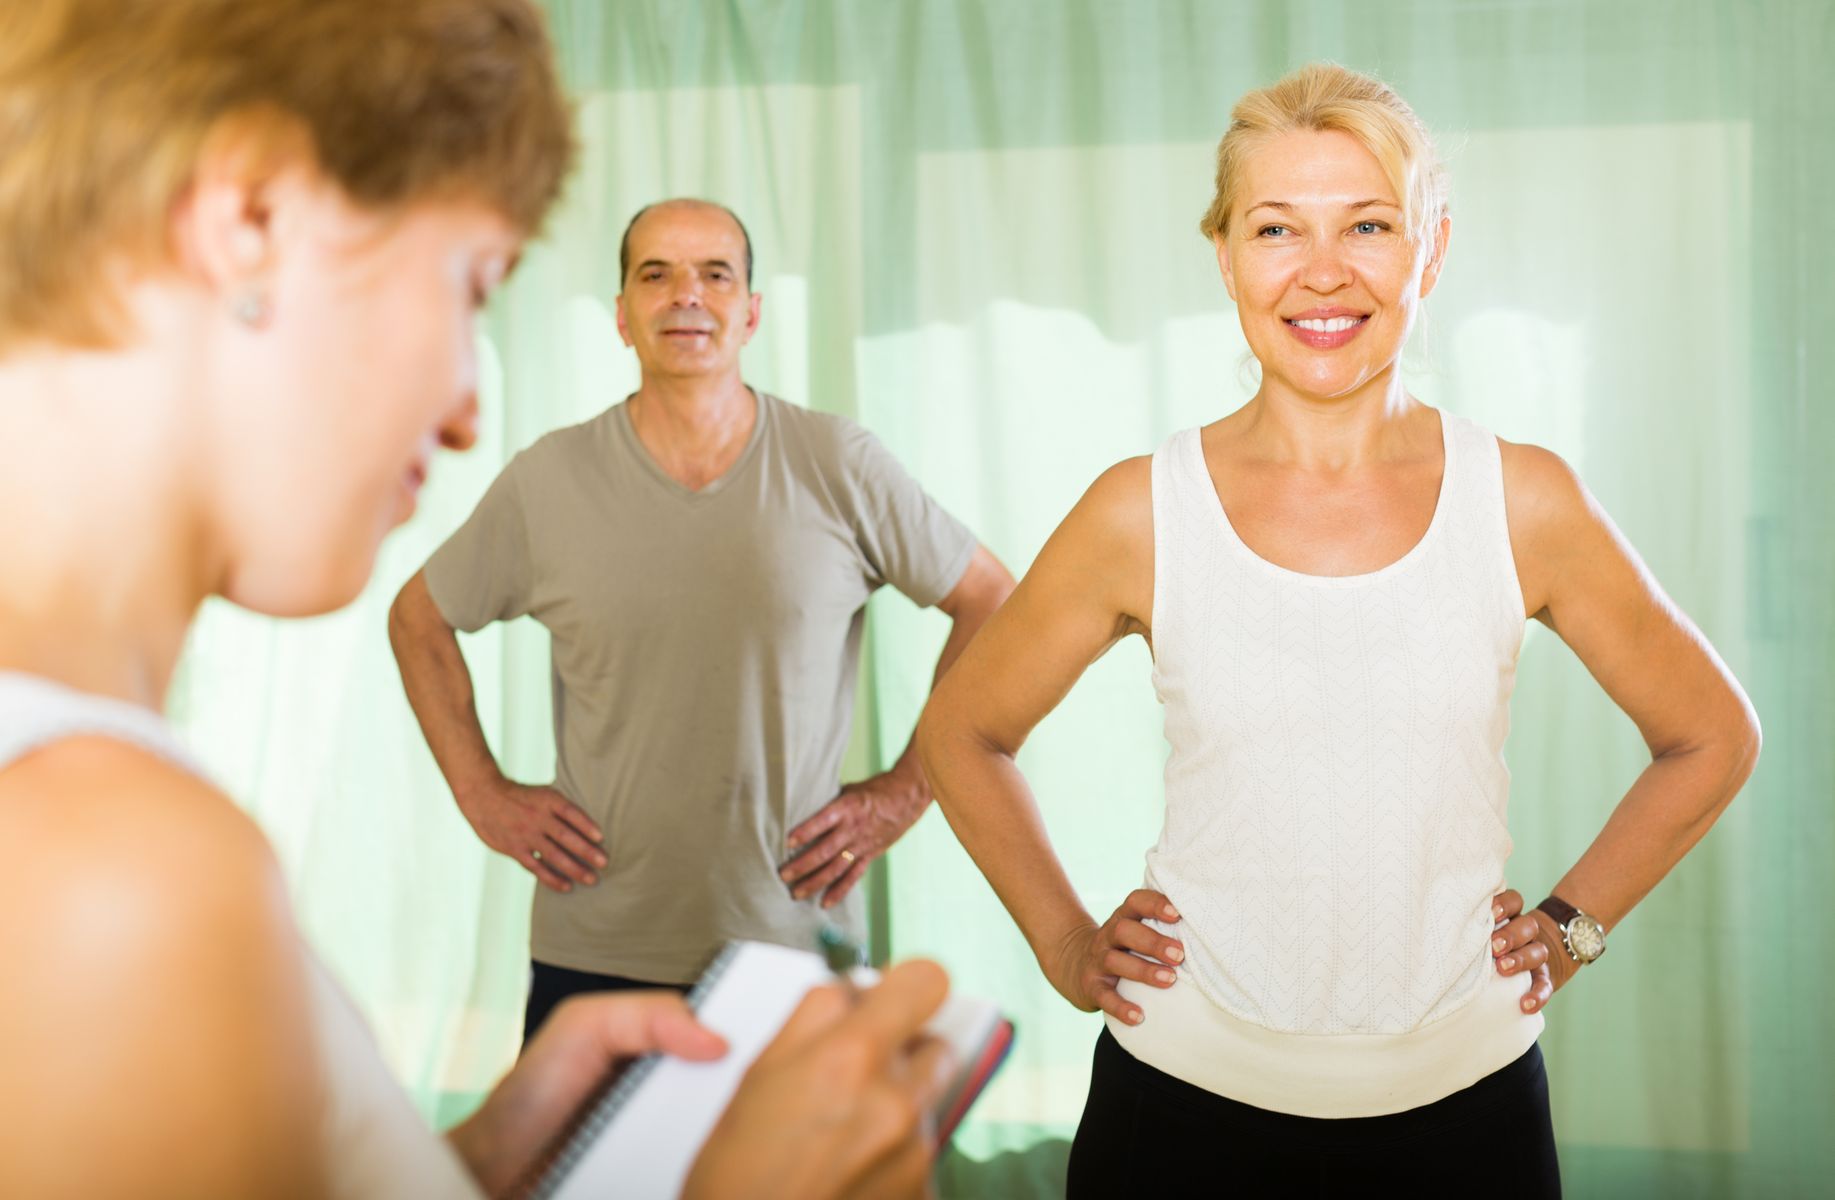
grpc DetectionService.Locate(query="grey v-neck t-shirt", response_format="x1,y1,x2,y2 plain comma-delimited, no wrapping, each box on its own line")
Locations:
424,392,975,981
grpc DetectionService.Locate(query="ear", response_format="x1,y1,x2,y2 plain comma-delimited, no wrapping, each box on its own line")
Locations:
739,291,763,344
614,292,633,347
1214,234,1238,303
167,117,307,312
1418,214,1452,300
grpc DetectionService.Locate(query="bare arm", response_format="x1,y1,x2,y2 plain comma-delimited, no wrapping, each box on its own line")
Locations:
782,544,1017,906
0,742,327,1199
389,569,604,892
1499,441,1762,993
915,460,1185,1024
388,569,501,802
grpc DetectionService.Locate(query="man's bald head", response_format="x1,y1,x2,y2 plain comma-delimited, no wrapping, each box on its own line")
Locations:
619,199,754,288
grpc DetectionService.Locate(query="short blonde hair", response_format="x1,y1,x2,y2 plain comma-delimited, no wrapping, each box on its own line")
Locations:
0,0,576,353
1198,63,1447,248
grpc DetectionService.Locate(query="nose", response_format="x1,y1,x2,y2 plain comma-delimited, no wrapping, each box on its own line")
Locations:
668,274,704,308
441,335,481,452
1299,237,1352,293
439,386,479,452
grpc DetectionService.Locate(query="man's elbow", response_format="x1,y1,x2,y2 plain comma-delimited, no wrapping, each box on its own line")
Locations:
948,545,1016,622
387,572,436,653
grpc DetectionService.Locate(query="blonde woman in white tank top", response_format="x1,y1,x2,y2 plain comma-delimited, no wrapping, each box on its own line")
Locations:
0,4,954,1197
920,63,1759,1197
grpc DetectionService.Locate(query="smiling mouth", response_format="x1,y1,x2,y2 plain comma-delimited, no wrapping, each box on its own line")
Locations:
1285,315,1368,332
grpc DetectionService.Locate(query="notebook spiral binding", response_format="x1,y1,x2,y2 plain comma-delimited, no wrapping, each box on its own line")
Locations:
522,942,744,1200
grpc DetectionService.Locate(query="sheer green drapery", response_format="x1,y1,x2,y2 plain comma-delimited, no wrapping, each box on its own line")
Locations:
167,2,1831,1194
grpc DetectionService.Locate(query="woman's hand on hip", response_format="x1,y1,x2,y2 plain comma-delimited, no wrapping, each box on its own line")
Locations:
1045,889,1184,1026
1489,887,1577,1013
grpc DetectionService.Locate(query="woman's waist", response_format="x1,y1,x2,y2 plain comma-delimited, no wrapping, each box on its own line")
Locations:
1107,964,1542,1118
1138,859,1508,998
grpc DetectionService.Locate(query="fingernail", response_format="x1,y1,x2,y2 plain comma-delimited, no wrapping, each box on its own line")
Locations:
1493,937,1506,953
595,855,607,868
1523,998,1536,1011
583,874,597,886
1493,905,1503,919
1164,905,1180,920
780,870,794,882
1127,1010,1143,1025
1155,969,1175,985
1500,956,1513,970
1166,946,1184,964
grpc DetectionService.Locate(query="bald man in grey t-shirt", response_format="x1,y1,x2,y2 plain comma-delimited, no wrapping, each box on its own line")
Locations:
389,199,1012,1040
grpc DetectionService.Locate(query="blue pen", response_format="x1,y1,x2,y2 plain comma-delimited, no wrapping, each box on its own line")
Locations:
817,923,868,1002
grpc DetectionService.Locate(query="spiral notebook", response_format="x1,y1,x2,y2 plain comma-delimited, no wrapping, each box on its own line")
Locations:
526,940,1015,1200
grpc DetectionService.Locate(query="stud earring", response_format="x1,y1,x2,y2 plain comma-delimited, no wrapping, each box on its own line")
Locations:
230,288,269,328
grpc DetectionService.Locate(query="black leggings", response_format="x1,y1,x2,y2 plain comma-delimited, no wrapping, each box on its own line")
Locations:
521,960,688,1050
1068,1029,1561,1198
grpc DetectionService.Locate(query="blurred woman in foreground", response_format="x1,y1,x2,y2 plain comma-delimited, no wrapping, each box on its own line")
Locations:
0,2,949,1196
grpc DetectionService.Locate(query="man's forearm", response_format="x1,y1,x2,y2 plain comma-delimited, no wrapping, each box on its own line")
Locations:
887,546,1016,796
388,571,505,806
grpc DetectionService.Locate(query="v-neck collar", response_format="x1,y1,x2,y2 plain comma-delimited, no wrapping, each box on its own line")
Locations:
613,387,769,501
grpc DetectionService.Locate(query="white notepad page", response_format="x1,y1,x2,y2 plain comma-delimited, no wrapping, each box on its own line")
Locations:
551,941,830,1199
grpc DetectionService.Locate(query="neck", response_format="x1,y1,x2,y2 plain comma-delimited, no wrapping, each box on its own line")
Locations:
0,336,217,710
626,370,759,491
628,370,753,446
1239,365,1420,471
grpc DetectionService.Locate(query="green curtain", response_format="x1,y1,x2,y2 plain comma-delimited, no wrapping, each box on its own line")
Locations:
165,2,1832,1195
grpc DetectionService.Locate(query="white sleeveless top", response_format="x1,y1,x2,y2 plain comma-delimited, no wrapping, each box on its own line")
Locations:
1108,409,1544,1117
0,673,481,1198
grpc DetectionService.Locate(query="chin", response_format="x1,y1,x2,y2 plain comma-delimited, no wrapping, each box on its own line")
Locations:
220,545,381,620
1269,360,1386,402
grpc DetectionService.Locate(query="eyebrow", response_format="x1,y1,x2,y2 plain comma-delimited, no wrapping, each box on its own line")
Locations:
635,258,739,272
1245,198,1400,215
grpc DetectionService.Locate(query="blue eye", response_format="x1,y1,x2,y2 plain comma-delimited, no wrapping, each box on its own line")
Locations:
1258,225,1290,237
1353,221,1386,235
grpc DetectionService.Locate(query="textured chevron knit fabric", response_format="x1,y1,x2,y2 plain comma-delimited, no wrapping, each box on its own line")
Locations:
0,673,481,1198
1106,409,1545,1118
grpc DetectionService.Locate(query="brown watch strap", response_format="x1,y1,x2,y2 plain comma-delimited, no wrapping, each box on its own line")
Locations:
1535,895,1579,927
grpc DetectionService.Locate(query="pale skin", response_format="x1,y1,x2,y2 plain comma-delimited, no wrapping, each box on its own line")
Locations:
0,132,953,1197
390,199,1013,911
916,128,1761,1033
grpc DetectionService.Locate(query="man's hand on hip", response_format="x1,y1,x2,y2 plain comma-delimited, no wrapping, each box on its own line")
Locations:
780,769,930,908
457,780,606,893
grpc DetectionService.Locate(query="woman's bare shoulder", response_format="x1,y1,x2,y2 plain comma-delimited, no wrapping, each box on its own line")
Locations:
1072,455,1154,543
0,738,327,1197
1495,437,1606,548
0,736,291,922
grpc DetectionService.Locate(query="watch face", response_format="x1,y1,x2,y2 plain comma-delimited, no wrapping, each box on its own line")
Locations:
1568,915,1607,961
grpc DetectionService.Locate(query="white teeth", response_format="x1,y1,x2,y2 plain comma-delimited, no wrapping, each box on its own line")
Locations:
1293,316,1362,333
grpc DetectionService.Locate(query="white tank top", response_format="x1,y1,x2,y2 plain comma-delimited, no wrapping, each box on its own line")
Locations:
1107,409,1544,1117
0,673,480,1198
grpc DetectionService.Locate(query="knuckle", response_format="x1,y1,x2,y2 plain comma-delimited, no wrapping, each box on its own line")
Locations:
817,1030,877,1085
870,1086,923,1141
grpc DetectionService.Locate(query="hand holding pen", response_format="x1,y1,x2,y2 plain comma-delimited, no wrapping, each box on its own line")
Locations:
682,954,957,1200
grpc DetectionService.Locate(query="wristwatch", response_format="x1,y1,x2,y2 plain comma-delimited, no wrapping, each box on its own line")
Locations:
1535,895,1607,965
